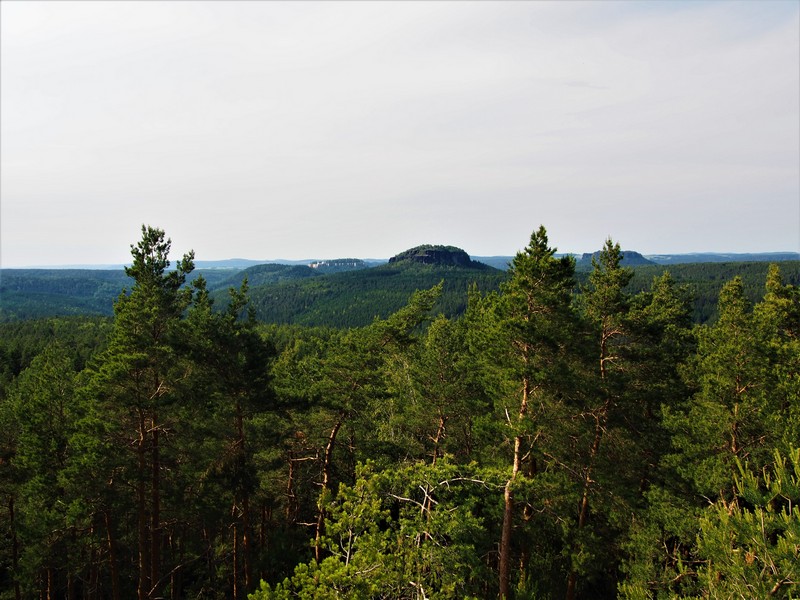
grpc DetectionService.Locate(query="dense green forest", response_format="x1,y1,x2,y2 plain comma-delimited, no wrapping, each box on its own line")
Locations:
0,225,798,599
3,257,799,328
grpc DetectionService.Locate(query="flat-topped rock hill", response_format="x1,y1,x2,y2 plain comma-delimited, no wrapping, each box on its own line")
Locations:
388,245,491,269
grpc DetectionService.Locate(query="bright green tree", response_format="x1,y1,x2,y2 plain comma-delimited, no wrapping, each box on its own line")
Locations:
665,276,774,498
250,461,497,600
620,268,797,599
494,226,578,599
753,264,800,454
693,448,799,599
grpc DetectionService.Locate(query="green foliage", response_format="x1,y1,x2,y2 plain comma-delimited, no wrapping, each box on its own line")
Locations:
621,450,800,600
0,316,111,399
240,261,504,328
2,225,798,600
695,449,799,599
623,261,800,324
4,260,797,328
250,461,495,600
620,265,800,600
0,268,235,321
665,277,780,497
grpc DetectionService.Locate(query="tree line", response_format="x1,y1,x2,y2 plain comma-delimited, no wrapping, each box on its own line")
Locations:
0,225,797,599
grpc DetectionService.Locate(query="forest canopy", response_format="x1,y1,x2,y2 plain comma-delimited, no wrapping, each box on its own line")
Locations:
0,225,797,599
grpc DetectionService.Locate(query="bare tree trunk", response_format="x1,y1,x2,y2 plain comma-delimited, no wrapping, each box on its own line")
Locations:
566,332,612,600
419,412,449,532
232,523,239,600
169,529,184,600
150,413,161,597
499,375,530,599
519,456,538,580
315,416,343,563
89,543,99,600
137,410,150,600
235,400,252,591
67,571,76,600
260,501,270,583
242,495,252,591
286,452,296,522
499,475,516,600
431,412,446,466
565,408,605,600
9,497,21,600
104,510,121,600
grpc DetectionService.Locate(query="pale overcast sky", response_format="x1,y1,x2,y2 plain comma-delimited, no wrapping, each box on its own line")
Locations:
1,1,798,267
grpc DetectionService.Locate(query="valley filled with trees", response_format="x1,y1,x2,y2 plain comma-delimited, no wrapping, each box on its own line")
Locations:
1,225,798,599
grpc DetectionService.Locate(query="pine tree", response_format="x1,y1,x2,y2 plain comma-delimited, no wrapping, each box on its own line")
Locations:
495,226,578,598
3,344,80,597
86,225,195,600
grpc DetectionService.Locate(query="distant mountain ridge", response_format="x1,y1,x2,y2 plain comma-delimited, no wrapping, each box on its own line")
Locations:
645,252,800,265
473,252,800,271
3,245,799,323
10,252,797,271
575,250,656,269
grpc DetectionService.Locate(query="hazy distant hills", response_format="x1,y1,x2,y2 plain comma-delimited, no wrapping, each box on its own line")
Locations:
1,247,799,323
575,250,656,269
644,252,800,265
473,252,800,271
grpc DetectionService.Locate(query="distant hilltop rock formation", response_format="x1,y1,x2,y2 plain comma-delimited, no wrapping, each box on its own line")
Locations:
389,245,489,269
576,250,656,269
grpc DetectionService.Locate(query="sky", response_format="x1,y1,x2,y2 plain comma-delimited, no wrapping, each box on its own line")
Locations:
1,0,798,267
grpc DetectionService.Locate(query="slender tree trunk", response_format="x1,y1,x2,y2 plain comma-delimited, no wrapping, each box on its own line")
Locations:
9,496,21,600
137,410,150,600
232,523,239,600
519,456,538,580
419,412,448,538
151,413,161,597
261,500,268,550
566,333,612,600
235,400,252,590
260,501,270,583
170,529,183,600
499,374,530,599
731,402,740,455
242,495,251,591
431,412,446,466
104,510,121,600
89,544,99,600
565,409,605,600
499,476,515,600
315,416,343,562
286,452,296,522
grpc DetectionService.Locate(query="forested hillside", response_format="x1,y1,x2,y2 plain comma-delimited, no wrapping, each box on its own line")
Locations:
0,225,798,599
0,269,236,321
232,252,504,328
4,259,798,327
